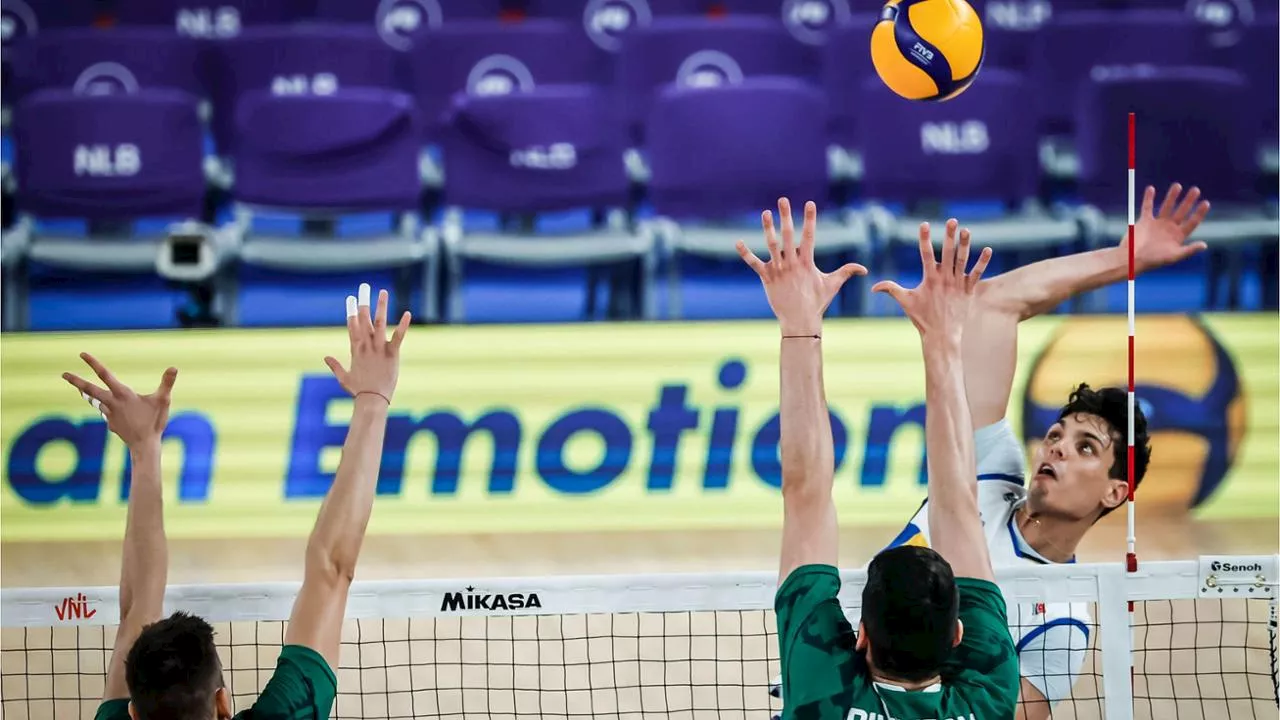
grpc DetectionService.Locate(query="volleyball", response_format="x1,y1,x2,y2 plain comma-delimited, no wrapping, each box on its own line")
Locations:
870,0,985,102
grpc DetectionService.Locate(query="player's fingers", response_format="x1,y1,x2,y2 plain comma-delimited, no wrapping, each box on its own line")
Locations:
940,219,958,281
800,200,817,257
1157,182,1182,218
916,222,935,275
827,263,867,292
1140,185,1156,219
968,247,994,290
1171,186,1201,224
1180,200,1211,236
871,280,910,308
63,373,111,406
955,226,972,278
357,282,373,335
154,367,179,402
345,294,359,344
80,352,126,395
761,210,781,262
374,288,389,336
323,356,350,390
1175,241,1209,262
389,311,412,352
736,240,768,276
778,197,795,259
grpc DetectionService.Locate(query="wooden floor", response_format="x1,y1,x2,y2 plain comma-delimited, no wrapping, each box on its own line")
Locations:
2,515,1277,719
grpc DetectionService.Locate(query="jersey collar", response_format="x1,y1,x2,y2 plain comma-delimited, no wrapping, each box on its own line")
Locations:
1007,500,1077,564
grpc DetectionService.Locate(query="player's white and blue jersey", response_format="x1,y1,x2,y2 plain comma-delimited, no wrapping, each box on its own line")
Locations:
769,419,1091,713
882,418,1092,705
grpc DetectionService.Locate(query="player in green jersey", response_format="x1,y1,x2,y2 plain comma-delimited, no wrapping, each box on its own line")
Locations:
64,283,410,720
737,199,1020,720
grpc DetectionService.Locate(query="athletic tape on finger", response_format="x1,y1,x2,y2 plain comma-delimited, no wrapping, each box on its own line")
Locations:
346,296,358,319
81,391,104,416
358,282,371,307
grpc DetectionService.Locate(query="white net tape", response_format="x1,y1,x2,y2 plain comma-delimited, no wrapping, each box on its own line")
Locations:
1,556,1276,719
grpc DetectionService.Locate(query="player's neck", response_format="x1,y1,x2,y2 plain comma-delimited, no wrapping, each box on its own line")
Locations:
1017,505,1085,563
865,656,941,690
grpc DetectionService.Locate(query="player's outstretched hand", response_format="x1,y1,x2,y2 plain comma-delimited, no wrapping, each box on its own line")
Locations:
1128,182,1211,273
325,282,411,405
872,219,992,343
736,197,866,336
62,354,177,449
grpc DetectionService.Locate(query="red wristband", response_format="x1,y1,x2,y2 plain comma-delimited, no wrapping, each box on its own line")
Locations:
356,391,391,406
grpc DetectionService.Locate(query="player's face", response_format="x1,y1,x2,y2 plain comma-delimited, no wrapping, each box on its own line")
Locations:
1026,413,1127,521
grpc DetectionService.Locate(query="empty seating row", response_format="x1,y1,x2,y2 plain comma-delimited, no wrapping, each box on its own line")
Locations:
4,63,1274,331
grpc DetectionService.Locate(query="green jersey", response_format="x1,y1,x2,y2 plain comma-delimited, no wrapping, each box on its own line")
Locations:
775,565,1020,720
94,644,336,720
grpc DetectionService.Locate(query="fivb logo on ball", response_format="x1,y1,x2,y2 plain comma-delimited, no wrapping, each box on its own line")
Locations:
376,0,442,50
583,0,652,52
781,0,850,46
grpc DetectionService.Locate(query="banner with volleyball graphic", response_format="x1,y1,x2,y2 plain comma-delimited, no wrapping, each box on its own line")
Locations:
1,313,1275,542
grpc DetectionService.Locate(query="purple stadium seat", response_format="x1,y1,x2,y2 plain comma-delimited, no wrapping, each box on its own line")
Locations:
409,20,598,140
820,15,876,152
1076,67,1257,212
716,0,856,45
313,0,504,49
1,0,100,106
858,69,1038,205
615,17,812,142
1224,12,1278,144
1075,65,1278,311
5,89,206,329
525,0,707,51
857,68,1080,314
438,85,651,321
230,88,439,322
645,77,870,317
10,29,204,104
15,89,205,221
442,87,629,214
113,0,313,37
1029,10,1211,135
208,25,400,154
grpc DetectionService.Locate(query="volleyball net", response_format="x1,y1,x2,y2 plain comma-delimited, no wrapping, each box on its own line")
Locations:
1,555,1276,720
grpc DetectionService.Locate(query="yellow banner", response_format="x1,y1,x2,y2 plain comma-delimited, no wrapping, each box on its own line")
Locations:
2,313,1275,541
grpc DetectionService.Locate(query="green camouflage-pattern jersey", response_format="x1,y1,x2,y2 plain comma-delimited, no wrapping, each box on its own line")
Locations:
775,565,1020,720
94,644,336,720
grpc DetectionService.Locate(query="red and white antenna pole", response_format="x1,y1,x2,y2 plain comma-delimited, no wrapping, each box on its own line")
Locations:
1126,112,1138,703
1126,112,1137,576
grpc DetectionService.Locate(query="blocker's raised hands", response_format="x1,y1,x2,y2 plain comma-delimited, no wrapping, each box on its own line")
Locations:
736,197,866,336
325,282,411,405
872,219,992,343
62,354,177,449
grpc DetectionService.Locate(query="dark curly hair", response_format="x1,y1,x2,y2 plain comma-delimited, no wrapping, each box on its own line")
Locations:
125,611,224,720
1056,383,1151,519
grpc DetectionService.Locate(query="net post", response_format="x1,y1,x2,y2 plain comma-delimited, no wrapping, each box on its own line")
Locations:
1098,563,1135,718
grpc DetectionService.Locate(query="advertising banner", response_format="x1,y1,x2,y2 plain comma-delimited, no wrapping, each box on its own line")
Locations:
3,313,1275,541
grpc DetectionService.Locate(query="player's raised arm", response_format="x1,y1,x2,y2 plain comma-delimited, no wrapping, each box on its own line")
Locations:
962,183,1209,428
61,355,179,703
737,198,866,584
875,222,993,581
284,283,411,670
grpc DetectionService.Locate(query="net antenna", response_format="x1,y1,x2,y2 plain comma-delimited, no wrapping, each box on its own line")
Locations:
1126,110,1139,703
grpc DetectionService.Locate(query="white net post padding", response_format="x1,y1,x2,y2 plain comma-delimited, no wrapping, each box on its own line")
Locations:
1,555,1277,720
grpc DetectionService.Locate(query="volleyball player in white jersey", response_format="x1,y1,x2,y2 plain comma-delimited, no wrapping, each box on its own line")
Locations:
768,182,1212,720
